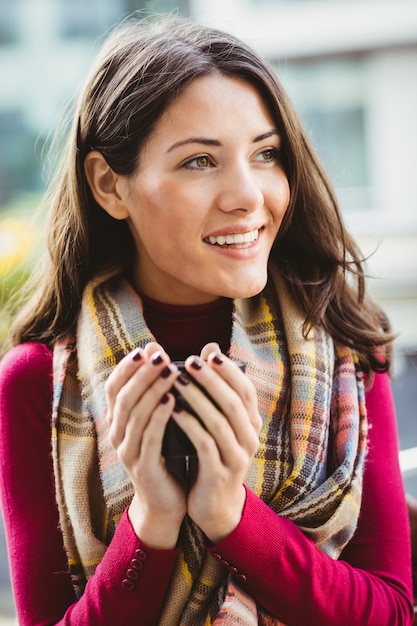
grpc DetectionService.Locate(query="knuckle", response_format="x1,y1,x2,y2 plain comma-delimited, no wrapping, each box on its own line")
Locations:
254,412,263,432
116,445,126,467
244,383,258,406
108,424,120,449
104,376,117,398
230,449,248,473
116,440,130,467
114,389,131,415
216,421,231,443
199,436,216,456
251,433,260,456
141,429,159,451
223,396,241,419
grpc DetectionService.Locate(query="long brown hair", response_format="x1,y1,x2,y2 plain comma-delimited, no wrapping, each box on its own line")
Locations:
9,15,393,373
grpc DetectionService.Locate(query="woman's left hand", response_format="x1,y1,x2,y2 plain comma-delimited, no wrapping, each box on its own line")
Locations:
171,343,262,543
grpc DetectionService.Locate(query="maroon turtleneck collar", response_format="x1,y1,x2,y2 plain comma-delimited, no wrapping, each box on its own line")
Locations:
140,294,233,361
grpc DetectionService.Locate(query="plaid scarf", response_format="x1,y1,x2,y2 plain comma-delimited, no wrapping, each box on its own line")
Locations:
52,264,367,625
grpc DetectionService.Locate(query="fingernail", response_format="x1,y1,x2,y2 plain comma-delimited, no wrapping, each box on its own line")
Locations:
174,398,184,412
213,353,223,365
177,372,190,386
160,393,170,404
152,352,163,366
160,365,172,379
132,347,143,362
190,357,202,370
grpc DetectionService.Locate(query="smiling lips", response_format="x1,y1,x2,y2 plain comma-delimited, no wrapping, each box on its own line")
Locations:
204,228,259,248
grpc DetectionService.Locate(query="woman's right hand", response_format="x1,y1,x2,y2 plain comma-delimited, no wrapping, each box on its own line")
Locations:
105,342,186,549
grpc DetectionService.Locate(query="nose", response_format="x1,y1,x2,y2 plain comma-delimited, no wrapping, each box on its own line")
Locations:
217,162,264,213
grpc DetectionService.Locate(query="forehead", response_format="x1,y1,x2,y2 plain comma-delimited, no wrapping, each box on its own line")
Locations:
151,74,277,142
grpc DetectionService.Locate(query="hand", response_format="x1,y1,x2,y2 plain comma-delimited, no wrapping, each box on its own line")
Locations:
171,343,262,543
105,342,186,548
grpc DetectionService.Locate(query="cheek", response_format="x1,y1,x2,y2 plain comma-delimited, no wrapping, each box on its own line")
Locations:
128,182,175,230
142,181,209,240
267,177,291,225
279,173,291,205
141,180,199,222
127,194,194,261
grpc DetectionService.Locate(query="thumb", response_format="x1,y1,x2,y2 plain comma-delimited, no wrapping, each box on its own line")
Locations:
200,342,221,361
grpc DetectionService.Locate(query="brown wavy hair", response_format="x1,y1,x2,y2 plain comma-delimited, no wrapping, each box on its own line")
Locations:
9,15,393,373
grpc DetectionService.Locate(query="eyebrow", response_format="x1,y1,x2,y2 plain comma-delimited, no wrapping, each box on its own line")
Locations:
166,129,280,153
254,130,280,142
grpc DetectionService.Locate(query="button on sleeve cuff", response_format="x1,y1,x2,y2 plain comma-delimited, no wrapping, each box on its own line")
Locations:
67,508,181,624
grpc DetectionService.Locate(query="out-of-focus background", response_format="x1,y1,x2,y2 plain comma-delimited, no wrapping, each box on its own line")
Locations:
0,0,416,620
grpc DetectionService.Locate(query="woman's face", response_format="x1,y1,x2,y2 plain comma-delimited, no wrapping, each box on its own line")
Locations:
122,74,290,304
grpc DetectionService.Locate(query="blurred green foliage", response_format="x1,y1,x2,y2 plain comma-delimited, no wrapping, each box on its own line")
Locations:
0,195,41,354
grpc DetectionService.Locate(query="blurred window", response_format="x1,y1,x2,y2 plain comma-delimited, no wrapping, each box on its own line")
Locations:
252,0,337,3
0,1,18,45
0,111,45,205
277,57,370,211
60,0,122,39
393,350,417,498
60,0,190,39
126,0,190,13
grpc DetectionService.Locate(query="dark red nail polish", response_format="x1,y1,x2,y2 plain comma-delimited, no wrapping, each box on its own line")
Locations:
132,348,143,362
152,352,163,366
177,373,190,385
213,353,223,365
174,398,184,412
160,366,172,379
160,394,170,404
190,358,202,370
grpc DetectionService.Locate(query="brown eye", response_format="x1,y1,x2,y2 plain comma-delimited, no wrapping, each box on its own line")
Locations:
183,154,213,169
254,148,278,163
196,155,210,168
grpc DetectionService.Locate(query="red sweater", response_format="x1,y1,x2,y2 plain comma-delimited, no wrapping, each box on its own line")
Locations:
0,339,414,625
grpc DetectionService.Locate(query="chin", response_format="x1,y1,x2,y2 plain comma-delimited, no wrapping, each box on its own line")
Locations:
221,279,267,300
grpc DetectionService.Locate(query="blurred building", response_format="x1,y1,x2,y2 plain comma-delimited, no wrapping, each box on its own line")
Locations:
0,0,416,618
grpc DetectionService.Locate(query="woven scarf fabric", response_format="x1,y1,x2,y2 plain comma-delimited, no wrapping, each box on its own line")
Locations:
52,264,367,625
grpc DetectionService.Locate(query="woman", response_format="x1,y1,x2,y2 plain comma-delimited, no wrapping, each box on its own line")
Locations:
0,15,413,626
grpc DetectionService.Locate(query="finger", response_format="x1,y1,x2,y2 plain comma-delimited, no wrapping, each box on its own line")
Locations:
105,346,146,421
200,342,221,361
171,407,222,467
182,355,262,439
105,342,166,420
109,355,178,448
206,353,262,433
171,402,251,475
118,392,176,472
172,378,256,469
143,342,166,359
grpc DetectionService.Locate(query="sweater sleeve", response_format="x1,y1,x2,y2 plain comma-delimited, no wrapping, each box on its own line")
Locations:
206,371,415,625
0,343,179,626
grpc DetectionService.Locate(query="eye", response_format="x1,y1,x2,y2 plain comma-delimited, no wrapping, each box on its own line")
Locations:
254,148,279,164
182,154,214,169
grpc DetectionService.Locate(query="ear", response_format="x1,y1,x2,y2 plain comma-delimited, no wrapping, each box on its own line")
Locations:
84,151,130,220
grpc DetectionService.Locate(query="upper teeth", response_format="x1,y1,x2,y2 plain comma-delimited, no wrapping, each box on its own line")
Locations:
206,229,259,246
